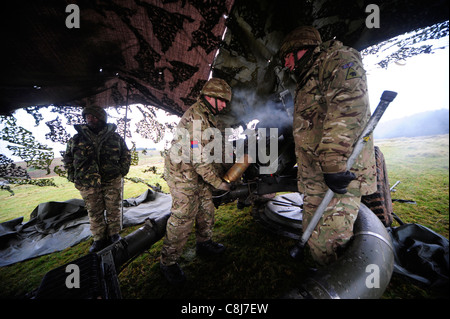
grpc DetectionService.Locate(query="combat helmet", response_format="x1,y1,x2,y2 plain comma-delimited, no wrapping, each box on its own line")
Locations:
279,26,322,59
82,105,107,123
201,78,232,102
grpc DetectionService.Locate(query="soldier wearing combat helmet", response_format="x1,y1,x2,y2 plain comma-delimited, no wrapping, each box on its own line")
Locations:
64,105,131,253
160,78,232,285
279,26,377,265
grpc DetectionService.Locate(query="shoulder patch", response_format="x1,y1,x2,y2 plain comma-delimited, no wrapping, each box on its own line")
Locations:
344,64,361,80
342,62,354,69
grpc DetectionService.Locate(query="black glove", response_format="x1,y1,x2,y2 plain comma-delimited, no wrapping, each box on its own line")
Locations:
323,171,356,194
217,181,231,191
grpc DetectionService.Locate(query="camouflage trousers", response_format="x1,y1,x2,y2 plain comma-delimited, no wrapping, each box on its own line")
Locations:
160,180,215,266
297,151,361,266
76,176,123,241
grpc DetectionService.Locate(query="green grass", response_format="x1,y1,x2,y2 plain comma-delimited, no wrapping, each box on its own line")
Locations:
117,204,314,299
0,135,448,299
376,135,449,235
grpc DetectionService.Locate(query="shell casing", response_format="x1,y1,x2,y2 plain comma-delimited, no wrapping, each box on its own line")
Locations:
223,154,253,183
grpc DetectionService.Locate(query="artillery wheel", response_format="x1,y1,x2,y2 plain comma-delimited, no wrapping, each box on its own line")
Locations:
361,146,393,227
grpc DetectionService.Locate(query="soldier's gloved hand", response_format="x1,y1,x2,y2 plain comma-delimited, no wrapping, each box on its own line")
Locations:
217,181,231,191
323,171,356,194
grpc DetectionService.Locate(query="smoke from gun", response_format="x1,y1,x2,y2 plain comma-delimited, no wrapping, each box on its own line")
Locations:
222,88,294,137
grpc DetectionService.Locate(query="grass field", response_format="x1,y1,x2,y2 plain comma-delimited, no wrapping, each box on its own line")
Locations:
375,135,449,235
0,134,448,299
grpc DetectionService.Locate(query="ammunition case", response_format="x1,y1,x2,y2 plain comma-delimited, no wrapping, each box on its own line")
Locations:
223,154,253,182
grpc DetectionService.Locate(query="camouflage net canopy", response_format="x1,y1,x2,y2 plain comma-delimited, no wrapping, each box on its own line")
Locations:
1,0,234,117
0,0,448,192
1,0,448,117
0,115,58,194
0,104,172,194
1,0,234,191
212,0,449,110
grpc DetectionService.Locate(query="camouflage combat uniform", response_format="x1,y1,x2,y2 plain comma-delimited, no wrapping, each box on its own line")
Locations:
293,40,377,265
160,82,229,267
64,122,131,241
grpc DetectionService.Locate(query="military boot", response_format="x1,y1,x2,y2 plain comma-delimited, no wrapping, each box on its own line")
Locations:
110,234,122,244
89,238,109,253
160,263,186,285
196,240,225,256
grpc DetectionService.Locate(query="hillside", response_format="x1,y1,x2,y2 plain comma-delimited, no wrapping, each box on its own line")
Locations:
374,108,449,139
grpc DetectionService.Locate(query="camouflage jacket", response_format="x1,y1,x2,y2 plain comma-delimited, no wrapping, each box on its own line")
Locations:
165,99,224,190
64,123,131,188
293,40,376,195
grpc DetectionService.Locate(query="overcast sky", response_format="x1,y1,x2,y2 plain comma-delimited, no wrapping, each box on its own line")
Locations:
365,39,449,123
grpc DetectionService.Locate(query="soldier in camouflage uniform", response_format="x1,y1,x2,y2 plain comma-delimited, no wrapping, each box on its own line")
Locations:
279,26,377,265
160,78,232,285
64,105,131,253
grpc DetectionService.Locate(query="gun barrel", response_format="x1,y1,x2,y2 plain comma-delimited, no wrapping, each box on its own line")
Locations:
111,214,170,271
34,213,171,299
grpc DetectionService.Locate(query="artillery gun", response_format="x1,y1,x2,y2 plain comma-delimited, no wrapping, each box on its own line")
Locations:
33,91,395,299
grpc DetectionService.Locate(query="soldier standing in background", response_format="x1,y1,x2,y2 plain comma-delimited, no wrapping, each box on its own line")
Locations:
64,105,131,253
279,26,377,265
160,78,232,285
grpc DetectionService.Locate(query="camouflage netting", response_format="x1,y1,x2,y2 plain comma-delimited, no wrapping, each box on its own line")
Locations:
1,0,234,117
1,0,236,188
0,116,58,194
212,0,449,109
0,0,448,191
1,0,448,117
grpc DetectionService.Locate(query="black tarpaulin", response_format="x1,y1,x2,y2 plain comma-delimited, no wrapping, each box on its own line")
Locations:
0,189,171,267
388,223,449,290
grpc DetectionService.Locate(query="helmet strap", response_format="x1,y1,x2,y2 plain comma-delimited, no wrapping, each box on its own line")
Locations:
201,96,219,115
292,46,317,80
214,97,219,112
